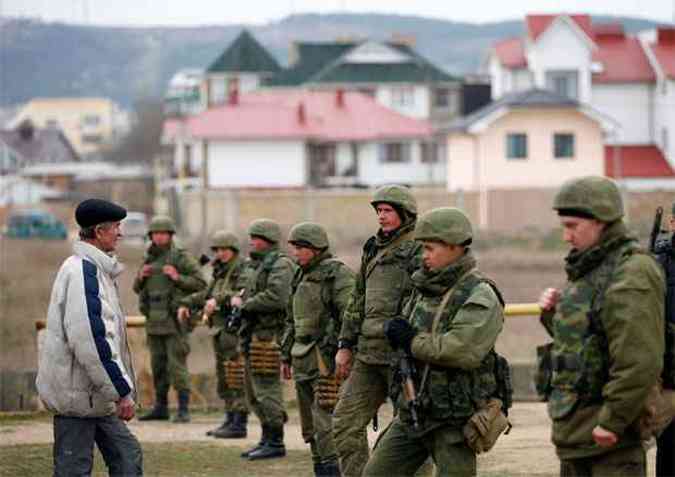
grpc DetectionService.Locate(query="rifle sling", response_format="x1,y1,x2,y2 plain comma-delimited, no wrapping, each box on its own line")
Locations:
365,230,414,279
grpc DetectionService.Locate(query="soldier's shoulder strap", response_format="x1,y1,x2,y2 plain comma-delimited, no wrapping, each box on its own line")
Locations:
364,230,414,279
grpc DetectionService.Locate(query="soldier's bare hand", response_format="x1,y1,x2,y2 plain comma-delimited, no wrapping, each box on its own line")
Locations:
592,425,618,448
231,295,243,308
140,264,153,278
281,362,292,380
204,298,217,315
117,395,136,421
335,348,353,380
177,306,191,322
163,265,179,281
538,288,561,311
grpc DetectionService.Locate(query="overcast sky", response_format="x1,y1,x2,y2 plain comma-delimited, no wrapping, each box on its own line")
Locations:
2,0,673,26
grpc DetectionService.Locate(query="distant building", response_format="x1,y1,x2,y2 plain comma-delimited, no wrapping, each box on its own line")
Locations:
9,97,129,157
162,90,440,188
164,68,204,117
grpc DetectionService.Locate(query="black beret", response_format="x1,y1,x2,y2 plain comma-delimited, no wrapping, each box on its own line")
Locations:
75,199,127,228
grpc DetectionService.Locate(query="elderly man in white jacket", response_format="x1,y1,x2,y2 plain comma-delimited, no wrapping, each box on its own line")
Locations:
37,198,143,477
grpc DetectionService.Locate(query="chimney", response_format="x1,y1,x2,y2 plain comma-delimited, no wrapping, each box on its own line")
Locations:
17,119,35,141
390,33,416,47
228,77,240,106
297,102,306,125
658,27,675,45
336,88,345,108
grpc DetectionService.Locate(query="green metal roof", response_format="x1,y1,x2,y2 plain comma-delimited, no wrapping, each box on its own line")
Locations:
207,30,281,74
311,62,455,84
265,42,355,86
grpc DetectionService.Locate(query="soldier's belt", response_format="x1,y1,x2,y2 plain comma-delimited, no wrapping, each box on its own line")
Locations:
224,355,245,389
249,339,281,376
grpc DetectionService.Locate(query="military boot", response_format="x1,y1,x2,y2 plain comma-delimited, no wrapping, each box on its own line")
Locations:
248,426,286,460
213,412,247,438
241,425,268,458
315,461,341,477
138,394,169,421
172,390,191,423
206,411,232,436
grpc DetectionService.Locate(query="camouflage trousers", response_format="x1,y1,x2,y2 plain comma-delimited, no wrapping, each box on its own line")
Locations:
213,329,247,413
146,332,190,395
332,359,393,477
243,336,286,429
363,417,474,477
560,446,646,477
296,377,337,464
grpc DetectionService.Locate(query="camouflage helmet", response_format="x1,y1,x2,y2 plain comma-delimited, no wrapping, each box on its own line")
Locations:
148,215,176,234
371,184,418,216
247,218,282,244
288,222,329,249
210,230,240,252
553,176,624,223
414,207,472,245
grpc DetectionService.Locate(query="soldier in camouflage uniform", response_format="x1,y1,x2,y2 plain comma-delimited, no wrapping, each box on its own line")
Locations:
178,230,250,438
232,219,297,460
280,222,355,477
133,215,206,423
538,176,665,476
363,207,505,477
333,185,422,477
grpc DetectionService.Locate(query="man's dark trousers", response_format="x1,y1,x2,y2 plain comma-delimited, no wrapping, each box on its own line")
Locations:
53,414,143,477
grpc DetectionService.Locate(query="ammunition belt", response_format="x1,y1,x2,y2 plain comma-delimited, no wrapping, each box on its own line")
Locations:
316,374,342,411
249,339,281,376
223,354,245,389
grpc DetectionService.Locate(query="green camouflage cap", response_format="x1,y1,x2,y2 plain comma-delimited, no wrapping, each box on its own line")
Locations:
210,230,240,251
553,176,624,222
414,207,472,245
148,215,176,234
248,218,282,243
371,184,418,216
288,222,329,249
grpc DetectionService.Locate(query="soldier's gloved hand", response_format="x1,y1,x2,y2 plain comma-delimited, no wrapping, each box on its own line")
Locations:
384,318,416,354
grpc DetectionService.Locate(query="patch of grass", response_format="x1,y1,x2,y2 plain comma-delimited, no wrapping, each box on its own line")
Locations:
0,442,314,477
0,410,52,425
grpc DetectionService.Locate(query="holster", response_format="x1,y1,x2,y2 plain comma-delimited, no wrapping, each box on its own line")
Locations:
462,398,511,454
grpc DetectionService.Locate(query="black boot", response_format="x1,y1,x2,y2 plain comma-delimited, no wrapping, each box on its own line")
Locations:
206,411,232,436
138,394,169,421
213,412,247,438
241,425,268,458
172,390,191,423
319,461,341,477
248,426,286,460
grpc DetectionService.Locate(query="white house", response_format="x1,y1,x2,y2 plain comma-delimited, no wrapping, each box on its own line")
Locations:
161,90,441,189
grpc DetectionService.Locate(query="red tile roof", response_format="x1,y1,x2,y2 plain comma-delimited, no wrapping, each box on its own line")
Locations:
526,14,594,42
593,36,656,83
493,38,527,69
163,91,432,142
604,145,675,178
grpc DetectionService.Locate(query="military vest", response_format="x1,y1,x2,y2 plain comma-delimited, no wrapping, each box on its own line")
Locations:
655,239,675,388
247,249,294,333
207,259,241,330
548,241,639,420
142,248,178,335
405,271,505,425
291,257,343,358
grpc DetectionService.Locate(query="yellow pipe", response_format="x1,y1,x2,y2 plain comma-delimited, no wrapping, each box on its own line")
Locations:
35,303,542,331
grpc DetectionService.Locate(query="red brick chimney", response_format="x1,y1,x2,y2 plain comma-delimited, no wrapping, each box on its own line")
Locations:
658,27,675,45
228,77,240,105
297,102,306,125
336,88,345,108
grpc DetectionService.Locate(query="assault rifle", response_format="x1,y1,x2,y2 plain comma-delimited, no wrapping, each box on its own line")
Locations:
650,207,665,253
398,351,423,430
226,307,257,355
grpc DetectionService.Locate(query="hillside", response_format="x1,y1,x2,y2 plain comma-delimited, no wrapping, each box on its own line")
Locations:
0,13,659,107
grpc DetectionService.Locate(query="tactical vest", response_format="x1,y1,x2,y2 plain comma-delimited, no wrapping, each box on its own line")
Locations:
548,242,638,420
143,249,178,335
207,260,240,330
291,258,342,358
654,239,675,388
406,271,508,424
248,250,294,333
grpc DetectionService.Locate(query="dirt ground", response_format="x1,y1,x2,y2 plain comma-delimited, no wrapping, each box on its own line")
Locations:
0,402,658,476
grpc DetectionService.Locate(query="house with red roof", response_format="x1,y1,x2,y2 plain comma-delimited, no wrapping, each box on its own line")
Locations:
485,14,675,186
161,89,439,188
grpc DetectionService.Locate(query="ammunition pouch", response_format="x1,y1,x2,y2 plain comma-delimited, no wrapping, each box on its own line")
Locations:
316,374,342,411
535,342,554,401
463,398,511,454
224,355,245,390
249,339,281,376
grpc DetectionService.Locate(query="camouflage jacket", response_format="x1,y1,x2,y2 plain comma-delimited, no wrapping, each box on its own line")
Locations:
180,257,248,334
132,243,206,335
281,251,355,380
338,221,422,365
241,246,297,338
398,251,504,436
545,221,665,459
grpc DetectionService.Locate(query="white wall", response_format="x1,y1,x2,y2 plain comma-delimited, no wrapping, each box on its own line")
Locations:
591,83,653,144
489,55,505,100
207,141,306,187
357,140,446,186
528,19,593,103
376,85,430,119
654,78,675,168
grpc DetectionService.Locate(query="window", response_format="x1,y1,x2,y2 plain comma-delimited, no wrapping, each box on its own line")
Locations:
81,114,101,127
308,143,337,186
506,133,527,159
391,86,415,107
554,133,575,158
82,134,103,144
357,87,376,98
379,142,411,163
434,88,449,107
45,118,59,128
420,141,439,163
545,70,579,99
